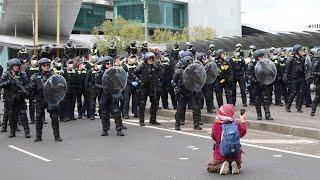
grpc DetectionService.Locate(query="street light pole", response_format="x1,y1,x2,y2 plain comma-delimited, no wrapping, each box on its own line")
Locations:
34,0,39,56
56,0,61,57
143,0,148,41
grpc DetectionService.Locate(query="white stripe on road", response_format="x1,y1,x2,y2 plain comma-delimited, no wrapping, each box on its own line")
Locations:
8,145,51,162
123,121,320,159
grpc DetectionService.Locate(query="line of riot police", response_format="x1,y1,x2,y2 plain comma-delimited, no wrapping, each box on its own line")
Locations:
1,40,320,143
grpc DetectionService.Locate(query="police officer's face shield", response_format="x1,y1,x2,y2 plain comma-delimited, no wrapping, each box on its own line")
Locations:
298,49,305,57
54,61,62,68
147,56,156,65
21,46,26,52
127,56,137,65
188,45,193,49
236,46,242,52
174,44,179,49
105,61,113,69
41,63,50,72
210,47,215,52
12,65,21,72
67,41,72,46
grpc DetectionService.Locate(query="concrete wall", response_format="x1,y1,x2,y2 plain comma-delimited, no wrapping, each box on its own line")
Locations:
187,0,241,38
0,0,82,37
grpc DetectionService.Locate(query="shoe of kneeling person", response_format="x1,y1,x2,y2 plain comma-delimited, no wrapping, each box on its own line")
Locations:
231,161,240,175
219,161,230,175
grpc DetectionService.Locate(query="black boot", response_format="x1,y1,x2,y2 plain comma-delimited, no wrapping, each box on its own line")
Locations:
150,120,161,125
311,111,315,116
285,106,291,112
25,131,31,138
8,132,15,138
116,130,125,136
101,118,110,136
255,106,262,120
55,136,63,142
264,106,273,120
34,135,42,142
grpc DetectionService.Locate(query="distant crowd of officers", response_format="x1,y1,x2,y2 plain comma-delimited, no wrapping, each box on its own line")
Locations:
0,39,320,142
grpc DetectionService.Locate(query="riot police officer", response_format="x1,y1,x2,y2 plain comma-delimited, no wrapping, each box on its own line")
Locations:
141,41,149,56
246,50,273,120
17,46,29,61
107,41,117,58
196,52,215,113
135,52,161,126
173,56,203,130
279,48,289,104
270,49,284,106
40,45,54,60
170,42,180,61
90,43,100,57
25,57,39,124
76,61,89,119
126,40,138,56
95,56,125,136
235,43,244,58
214,49,233,107
64,60,78,121
0,59,30,138
186,42,196,56
63,40,77,60
310,50,320,116
122,55,139,119
247,45,257,106
30,58,63,142
207,44,216,59
85,61,102,120
158,51,177,109
230,51,247,106
284,44,306,113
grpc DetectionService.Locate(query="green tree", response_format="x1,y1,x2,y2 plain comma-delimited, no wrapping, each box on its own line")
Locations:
190,26,215,41
93,17,144,54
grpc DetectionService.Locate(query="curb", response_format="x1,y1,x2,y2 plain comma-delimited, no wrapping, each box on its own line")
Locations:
154,109,320,140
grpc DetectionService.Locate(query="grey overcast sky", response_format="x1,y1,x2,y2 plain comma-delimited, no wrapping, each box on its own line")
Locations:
241,0,319,31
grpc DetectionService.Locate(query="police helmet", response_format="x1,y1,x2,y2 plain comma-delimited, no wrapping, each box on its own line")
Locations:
8,58,22,68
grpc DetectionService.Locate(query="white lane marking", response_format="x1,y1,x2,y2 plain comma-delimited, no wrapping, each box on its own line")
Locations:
179,158,189,160
241,139,318,144
165,136,173,138
8,145,51,162
273,155,283,158
191,148,199,151
123,121,320,159
187,146,195,149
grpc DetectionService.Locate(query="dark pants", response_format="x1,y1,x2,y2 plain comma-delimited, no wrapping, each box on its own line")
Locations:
311,84,320,114
274,80,283,104
66,89,77,119
8,102,29,135
287,78,305,110
232,75,247,105
161,84,177,109
28,97,36,122
252,83,272,118
201,83,214,111
215,81,233,107
122,84,138,116
88,89,101,119
1,101,8,131
175,93,201,128
35,100,60,138
138,87,158,123
100,93,123,132
76,88,90,117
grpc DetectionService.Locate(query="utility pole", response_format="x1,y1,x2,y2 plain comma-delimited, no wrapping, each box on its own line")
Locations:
56,0,61,57
143,0,148,41
34,0,39,56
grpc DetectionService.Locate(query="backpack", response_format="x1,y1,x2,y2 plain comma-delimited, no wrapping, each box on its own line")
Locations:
220,121,241,157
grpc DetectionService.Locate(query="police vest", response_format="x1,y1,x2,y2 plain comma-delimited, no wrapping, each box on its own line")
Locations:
53,68,64,75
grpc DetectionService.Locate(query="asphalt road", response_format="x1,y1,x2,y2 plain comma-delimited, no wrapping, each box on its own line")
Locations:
0,115,319,180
